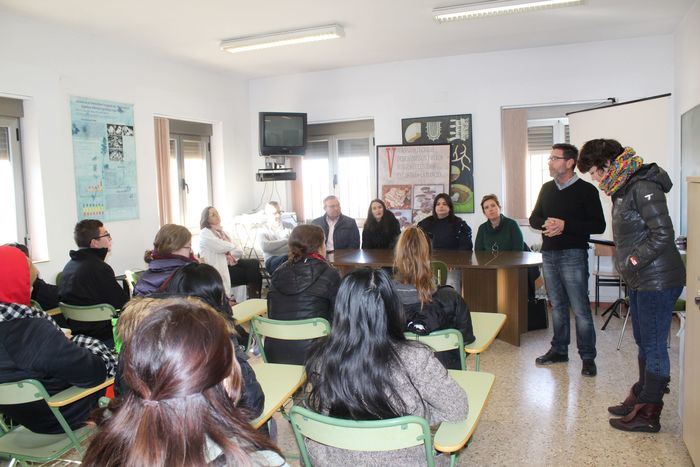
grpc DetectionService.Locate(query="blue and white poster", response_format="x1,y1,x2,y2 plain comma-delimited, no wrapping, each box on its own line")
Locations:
70,96,138,221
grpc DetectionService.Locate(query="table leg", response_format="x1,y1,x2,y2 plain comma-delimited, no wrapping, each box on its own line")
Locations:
495,267,528,346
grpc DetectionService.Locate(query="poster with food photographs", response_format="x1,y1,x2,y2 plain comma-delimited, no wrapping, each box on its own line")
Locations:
401,114,474,213
70,96,138,221
377,144,451,225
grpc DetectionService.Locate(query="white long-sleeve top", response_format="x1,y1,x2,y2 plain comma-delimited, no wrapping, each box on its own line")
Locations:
199,227,243,295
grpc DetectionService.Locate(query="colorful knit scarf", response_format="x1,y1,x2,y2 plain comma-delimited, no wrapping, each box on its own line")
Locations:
598,147,643,195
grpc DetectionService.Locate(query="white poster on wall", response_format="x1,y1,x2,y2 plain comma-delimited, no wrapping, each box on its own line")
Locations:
376,144,451,226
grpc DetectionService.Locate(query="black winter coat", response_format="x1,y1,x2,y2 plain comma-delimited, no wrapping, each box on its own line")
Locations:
0,317,107,434
395,283,475,370
611,164,685,291
362,218,401,249
58,248,129,341
417,216,473,251
266,257,341,364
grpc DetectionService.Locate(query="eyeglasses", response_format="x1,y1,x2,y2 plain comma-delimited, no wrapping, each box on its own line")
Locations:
491,242,499,254
94,232,112,240
547,156,567,162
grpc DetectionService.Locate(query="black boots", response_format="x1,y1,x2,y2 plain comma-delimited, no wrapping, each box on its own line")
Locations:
608,382,642,416
608,357,645,416
609,403,663,432
247,283,262,299
609,371,669,433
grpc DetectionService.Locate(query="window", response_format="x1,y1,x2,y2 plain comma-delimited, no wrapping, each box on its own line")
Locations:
169,133,212,230
154,118,213,230
302,132,373,221
526,118,569,214
0,116,27,245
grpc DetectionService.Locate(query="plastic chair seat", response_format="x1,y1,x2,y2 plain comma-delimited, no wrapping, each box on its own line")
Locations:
0,424,92,462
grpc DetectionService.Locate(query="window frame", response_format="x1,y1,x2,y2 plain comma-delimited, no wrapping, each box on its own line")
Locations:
0,115,28,245
168,132,213,230
304,130,375,221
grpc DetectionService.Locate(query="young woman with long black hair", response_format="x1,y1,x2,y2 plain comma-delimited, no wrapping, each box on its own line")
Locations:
361,199,401,249
417,193,473,251
303,268,468,465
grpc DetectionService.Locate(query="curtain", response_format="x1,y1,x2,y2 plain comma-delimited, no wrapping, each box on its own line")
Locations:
154,117,172,226
501,109,528,220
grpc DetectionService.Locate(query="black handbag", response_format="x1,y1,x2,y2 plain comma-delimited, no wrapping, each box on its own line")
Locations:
527,298,548,331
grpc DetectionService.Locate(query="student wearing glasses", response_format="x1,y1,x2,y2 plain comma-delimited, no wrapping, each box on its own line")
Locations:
474,194,524,254
133,224,197,296
59,219,129,344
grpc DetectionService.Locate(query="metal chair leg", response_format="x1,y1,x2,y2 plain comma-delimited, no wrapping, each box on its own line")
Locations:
617,305,630,350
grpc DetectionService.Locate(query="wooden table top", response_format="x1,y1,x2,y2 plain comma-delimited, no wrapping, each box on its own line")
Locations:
329,249,542,269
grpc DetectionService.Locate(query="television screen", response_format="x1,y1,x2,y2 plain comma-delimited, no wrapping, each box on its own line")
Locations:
259,112,307,156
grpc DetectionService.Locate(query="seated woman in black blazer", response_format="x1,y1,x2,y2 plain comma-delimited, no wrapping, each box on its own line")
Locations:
417,193,473,251
362,199,401,249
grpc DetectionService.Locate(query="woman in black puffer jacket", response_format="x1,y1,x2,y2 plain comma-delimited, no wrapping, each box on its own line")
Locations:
266,224,341,364
578,139,685,434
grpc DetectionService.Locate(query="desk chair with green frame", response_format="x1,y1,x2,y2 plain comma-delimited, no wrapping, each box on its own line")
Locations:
0,378,114,466
290,369,495,467
250,316,331,363
405,312,507,371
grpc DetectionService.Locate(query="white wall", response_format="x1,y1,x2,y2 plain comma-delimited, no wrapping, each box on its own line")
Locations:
675,1,700,116
249,35,673,301
674,0,700,226
0,9,254,280
249,35,674,236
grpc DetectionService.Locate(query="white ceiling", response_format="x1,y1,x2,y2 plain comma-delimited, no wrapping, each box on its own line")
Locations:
1,0,695,78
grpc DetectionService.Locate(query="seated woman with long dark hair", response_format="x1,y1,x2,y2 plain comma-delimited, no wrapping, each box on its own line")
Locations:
393,227,475,369
83,299,284,467
361,199,401,249
304,268,468,465
417,193,472,251
267,224,341,365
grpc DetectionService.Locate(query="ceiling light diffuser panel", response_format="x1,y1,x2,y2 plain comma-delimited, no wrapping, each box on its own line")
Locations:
220,24,345,53
433,0,583,22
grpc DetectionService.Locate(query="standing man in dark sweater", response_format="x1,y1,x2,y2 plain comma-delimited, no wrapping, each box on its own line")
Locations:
59,219,128,344
529,143,605,377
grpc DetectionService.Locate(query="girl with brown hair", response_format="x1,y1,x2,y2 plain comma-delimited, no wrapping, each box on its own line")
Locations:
83,299,284,466
134,224,196,296
392,227,474,369
266,224,341,364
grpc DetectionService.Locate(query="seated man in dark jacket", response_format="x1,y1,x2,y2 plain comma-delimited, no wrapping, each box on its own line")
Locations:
267,224,341,364
58,219,129,343
0,246,116,434
312,195,360,252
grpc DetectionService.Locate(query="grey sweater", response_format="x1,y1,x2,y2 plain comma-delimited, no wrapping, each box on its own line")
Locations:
305,343,469,466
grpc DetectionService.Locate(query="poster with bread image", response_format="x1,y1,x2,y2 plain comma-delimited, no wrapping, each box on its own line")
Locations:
401,114,474,213
377,144,451,224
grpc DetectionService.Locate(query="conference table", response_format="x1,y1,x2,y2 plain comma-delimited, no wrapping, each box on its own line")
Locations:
329,249,542,346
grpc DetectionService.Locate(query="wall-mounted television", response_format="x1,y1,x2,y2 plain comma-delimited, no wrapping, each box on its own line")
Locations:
259,112,307,156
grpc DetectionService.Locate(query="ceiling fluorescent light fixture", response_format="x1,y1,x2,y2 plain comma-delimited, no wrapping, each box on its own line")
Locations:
433,0,583,22
221,24,344,53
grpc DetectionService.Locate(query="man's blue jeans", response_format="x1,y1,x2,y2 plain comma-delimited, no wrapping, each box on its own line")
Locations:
542,249,596,360
629,287,683,379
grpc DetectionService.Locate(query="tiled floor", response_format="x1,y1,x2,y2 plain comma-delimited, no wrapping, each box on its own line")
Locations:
32,307,693,467
272,309,693,466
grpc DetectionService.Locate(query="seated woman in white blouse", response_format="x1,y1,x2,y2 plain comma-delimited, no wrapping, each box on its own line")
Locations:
199,206,262,301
